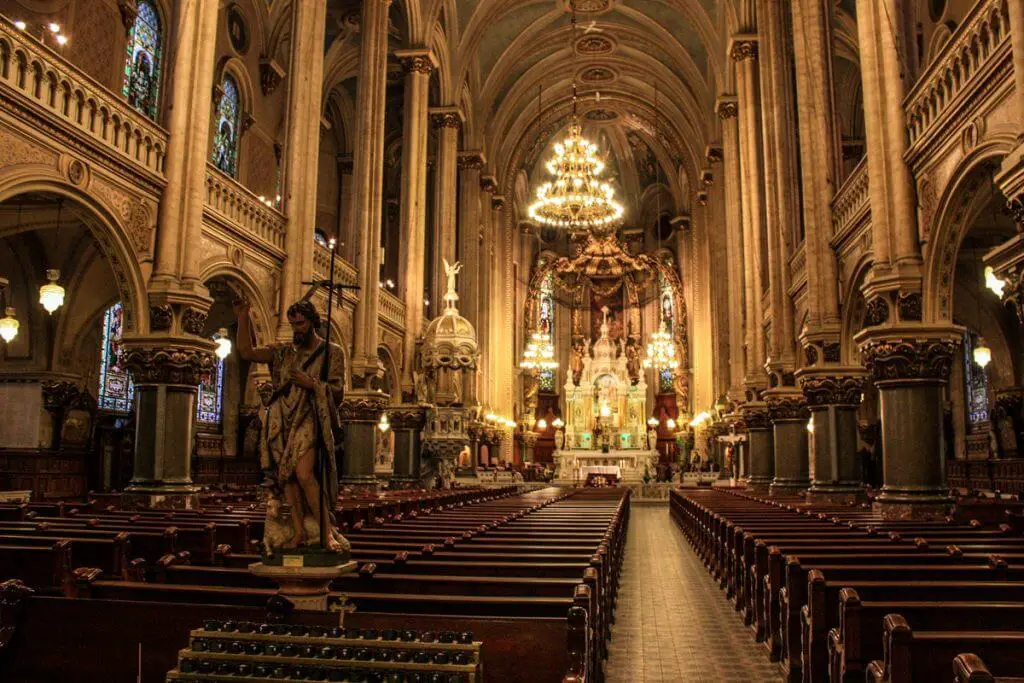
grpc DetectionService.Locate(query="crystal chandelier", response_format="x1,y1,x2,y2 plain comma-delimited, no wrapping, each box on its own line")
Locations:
520,331,558,370
642,320,679,371
527,1,623,231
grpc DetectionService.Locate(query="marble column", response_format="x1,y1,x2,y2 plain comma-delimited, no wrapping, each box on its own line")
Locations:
730,35,768,391
119,337,216,508
798,370,867,503
349,0,391,388
716,96,746,403
740,403,773,492
856,329,960,519
766,393,810,495
457,151,486,333
390,406,426,486
152,0,220,287
394,49,436,401
429,107,463,309
340,393,389,489
478,175,497,409
276,0,328,338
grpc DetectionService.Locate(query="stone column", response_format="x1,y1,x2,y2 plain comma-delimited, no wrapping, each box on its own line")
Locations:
730,36,768,390
457,151,486,333
478,176,497,409
152,0,220,287
394,49,436,401
119,337,216,508
522,431,538,465
766,393,810,495
390,406,426,486
349,0,391,388
716,96,746,403
276,0,328,337
798,370,867,503
740,403,773,492
429,107,463,309
856,329,960,519
340,393,388,489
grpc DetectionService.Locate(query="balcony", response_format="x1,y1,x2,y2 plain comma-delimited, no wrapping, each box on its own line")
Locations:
204,165,286,254
379,289,406,330
312,242,358,287
904,0,1012,156
831,157,869,244
0,15,167,180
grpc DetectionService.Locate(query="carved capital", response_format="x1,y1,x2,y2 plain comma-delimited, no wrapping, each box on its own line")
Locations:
399,55,435,74
739,403,770,430
798,374,865,408
897,292,922,322
859,336,959,383
480,175,498,193
729,39,758,62
492,195,506,210
120,343,217,386
429,108,463,130
149,304,173,332
715,100,738,120
340,394,389,422
457,151,486,170
704,145,723,164
259,58,285,96
41,381,80,412
765,394,810,422
389,406,427,429
863,297,890,328
181,308,208,336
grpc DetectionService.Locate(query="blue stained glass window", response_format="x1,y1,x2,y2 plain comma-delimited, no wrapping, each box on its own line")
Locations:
659,368,674,393
122,1,162,119
539,274,554,337
211,75,241,176
964,333,990,426
539,369,556,392
98,303,134,412
196,355,225,425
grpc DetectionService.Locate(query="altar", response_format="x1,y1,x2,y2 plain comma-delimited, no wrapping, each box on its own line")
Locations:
554,449,657,484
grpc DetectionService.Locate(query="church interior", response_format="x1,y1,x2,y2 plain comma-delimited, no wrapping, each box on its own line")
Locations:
1,0,1024,681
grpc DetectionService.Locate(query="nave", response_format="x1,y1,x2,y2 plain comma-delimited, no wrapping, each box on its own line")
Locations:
606,505,782,683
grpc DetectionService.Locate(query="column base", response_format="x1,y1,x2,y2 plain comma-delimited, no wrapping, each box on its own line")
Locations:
769,478,809,496
805,485,867,506
121,485,202,510
873,488,954,520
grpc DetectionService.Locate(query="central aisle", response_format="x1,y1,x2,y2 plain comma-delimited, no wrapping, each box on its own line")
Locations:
605,505,783,683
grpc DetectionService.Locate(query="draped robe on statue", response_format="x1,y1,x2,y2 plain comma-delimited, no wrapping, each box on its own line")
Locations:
260,341,347,553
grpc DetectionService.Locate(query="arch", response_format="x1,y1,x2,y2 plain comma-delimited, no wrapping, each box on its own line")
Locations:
0,177,148,336
197,263,274,347
377,343,401,405
840,254,874,365
922,136,1016,323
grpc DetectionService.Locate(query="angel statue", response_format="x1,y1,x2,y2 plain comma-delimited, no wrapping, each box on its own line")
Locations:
443,259,463,306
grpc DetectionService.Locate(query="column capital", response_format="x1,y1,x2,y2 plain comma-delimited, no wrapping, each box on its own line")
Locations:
259,58,286,96
429,106,464,130
389,405,427,429
728,35,758,62
854,326,963,384
480,174,498,193
118,336,217,386
715,95,739,119
795,369,867,408
457,150,486,169
340,391,390,422
764,390,809,422
394,48,437,74
738,401,770,430
704,144,723,164
491,194,507,210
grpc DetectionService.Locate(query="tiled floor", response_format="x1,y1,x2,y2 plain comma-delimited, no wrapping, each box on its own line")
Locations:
605,506,784,683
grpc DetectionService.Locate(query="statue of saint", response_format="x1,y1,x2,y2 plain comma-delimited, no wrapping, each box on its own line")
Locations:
235,298,349,556
625,341,641,384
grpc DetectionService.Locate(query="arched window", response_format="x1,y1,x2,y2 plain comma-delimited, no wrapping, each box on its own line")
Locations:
539,273,556,392
964,332,990,426
211,75,241,176
660,278,674,334
659,368,674,394
98,303,134,412
122,1,162,119
196,354,225,426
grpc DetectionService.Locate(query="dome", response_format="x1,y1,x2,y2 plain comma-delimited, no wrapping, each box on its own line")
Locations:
421,306,478,370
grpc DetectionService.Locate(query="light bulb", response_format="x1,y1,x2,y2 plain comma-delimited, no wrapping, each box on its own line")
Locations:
985,266,1006,298
552,417,564,428
600,404,611,417
973,339,992,368
537,419,548,431
214,328,232,359
39,269,64,314
54,34,68,46
647,417,659,427
0,307,19,342
47,23,61,33
378,413,390,432
666,418,677,430
14,20,26,30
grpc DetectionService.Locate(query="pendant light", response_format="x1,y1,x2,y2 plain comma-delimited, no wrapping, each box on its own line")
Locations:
38,198,65,314
0,276,17,343
971,254,991,368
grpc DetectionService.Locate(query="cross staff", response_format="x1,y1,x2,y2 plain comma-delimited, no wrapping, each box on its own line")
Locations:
300,237,359,549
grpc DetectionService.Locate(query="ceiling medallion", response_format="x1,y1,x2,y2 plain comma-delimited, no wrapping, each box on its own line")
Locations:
579,65,618,84
562,0,616,14
574,34,616,56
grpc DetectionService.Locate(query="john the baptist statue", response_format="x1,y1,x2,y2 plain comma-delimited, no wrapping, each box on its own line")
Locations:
235,298,350,559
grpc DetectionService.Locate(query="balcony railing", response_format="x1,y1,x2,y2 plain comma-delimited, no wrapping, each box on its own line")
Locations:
831,157,869,240
0,15,167,178
312,242,358,287
204,166,286,252
379,289,406,329
904,0,1011,150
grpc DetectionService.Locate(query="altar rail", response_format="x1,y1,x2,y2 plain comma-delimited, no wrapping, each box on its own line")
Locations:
904,0,1012,151
203,165,286,252
831,156,869,240
0,14,167,179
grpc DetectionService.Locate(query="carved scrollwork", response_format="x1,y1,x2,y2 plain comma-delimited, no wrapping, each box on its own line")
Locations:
729,40,758,62
860,337,959,383
799,375,865,407
739,405,770,430
897,292,922,322
149,304,173,331
340,395,389,422
120,346,216,386
822,343,842,363
863,297,890,328
804,345,819,366
181,308,208,336
41,381,81,412
765,394,810,422
400,54,435,74
388,407,427,430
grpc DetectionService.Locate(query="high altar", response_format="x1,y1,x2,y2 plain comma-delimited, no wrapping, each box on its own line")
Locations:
555,306,656,484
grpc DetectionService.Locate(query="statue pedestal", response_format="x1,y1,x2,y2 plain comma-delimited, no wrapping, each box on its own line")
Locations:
249,559,357,612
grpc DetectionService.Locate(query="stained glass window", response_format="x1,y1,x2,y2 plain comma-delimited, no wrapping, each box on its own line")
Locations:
659,368,674,393
98,303,134,412
539,369,556,392
122,1,162,119
660,280,674,334
211,75,241,176
539,274,554,336
964,333,990,426
196,355,225,425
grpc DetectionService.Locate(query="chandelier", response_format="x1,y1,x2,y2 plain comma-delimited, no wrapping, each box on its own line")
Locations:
642,320,679,371
520,330,558,371
527,1,623,231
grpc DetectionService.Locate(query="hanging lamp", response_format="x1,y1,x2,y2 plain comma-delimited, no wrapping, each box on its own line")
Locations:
38,199,65,314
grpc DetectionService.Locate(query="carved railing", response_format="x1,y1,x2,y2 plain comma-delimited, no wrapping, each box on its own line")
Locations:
312,242,358,287
0,15,167,178
204,165,286,251
904,0,1011,150
379,289,406,329
831,157,869,238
